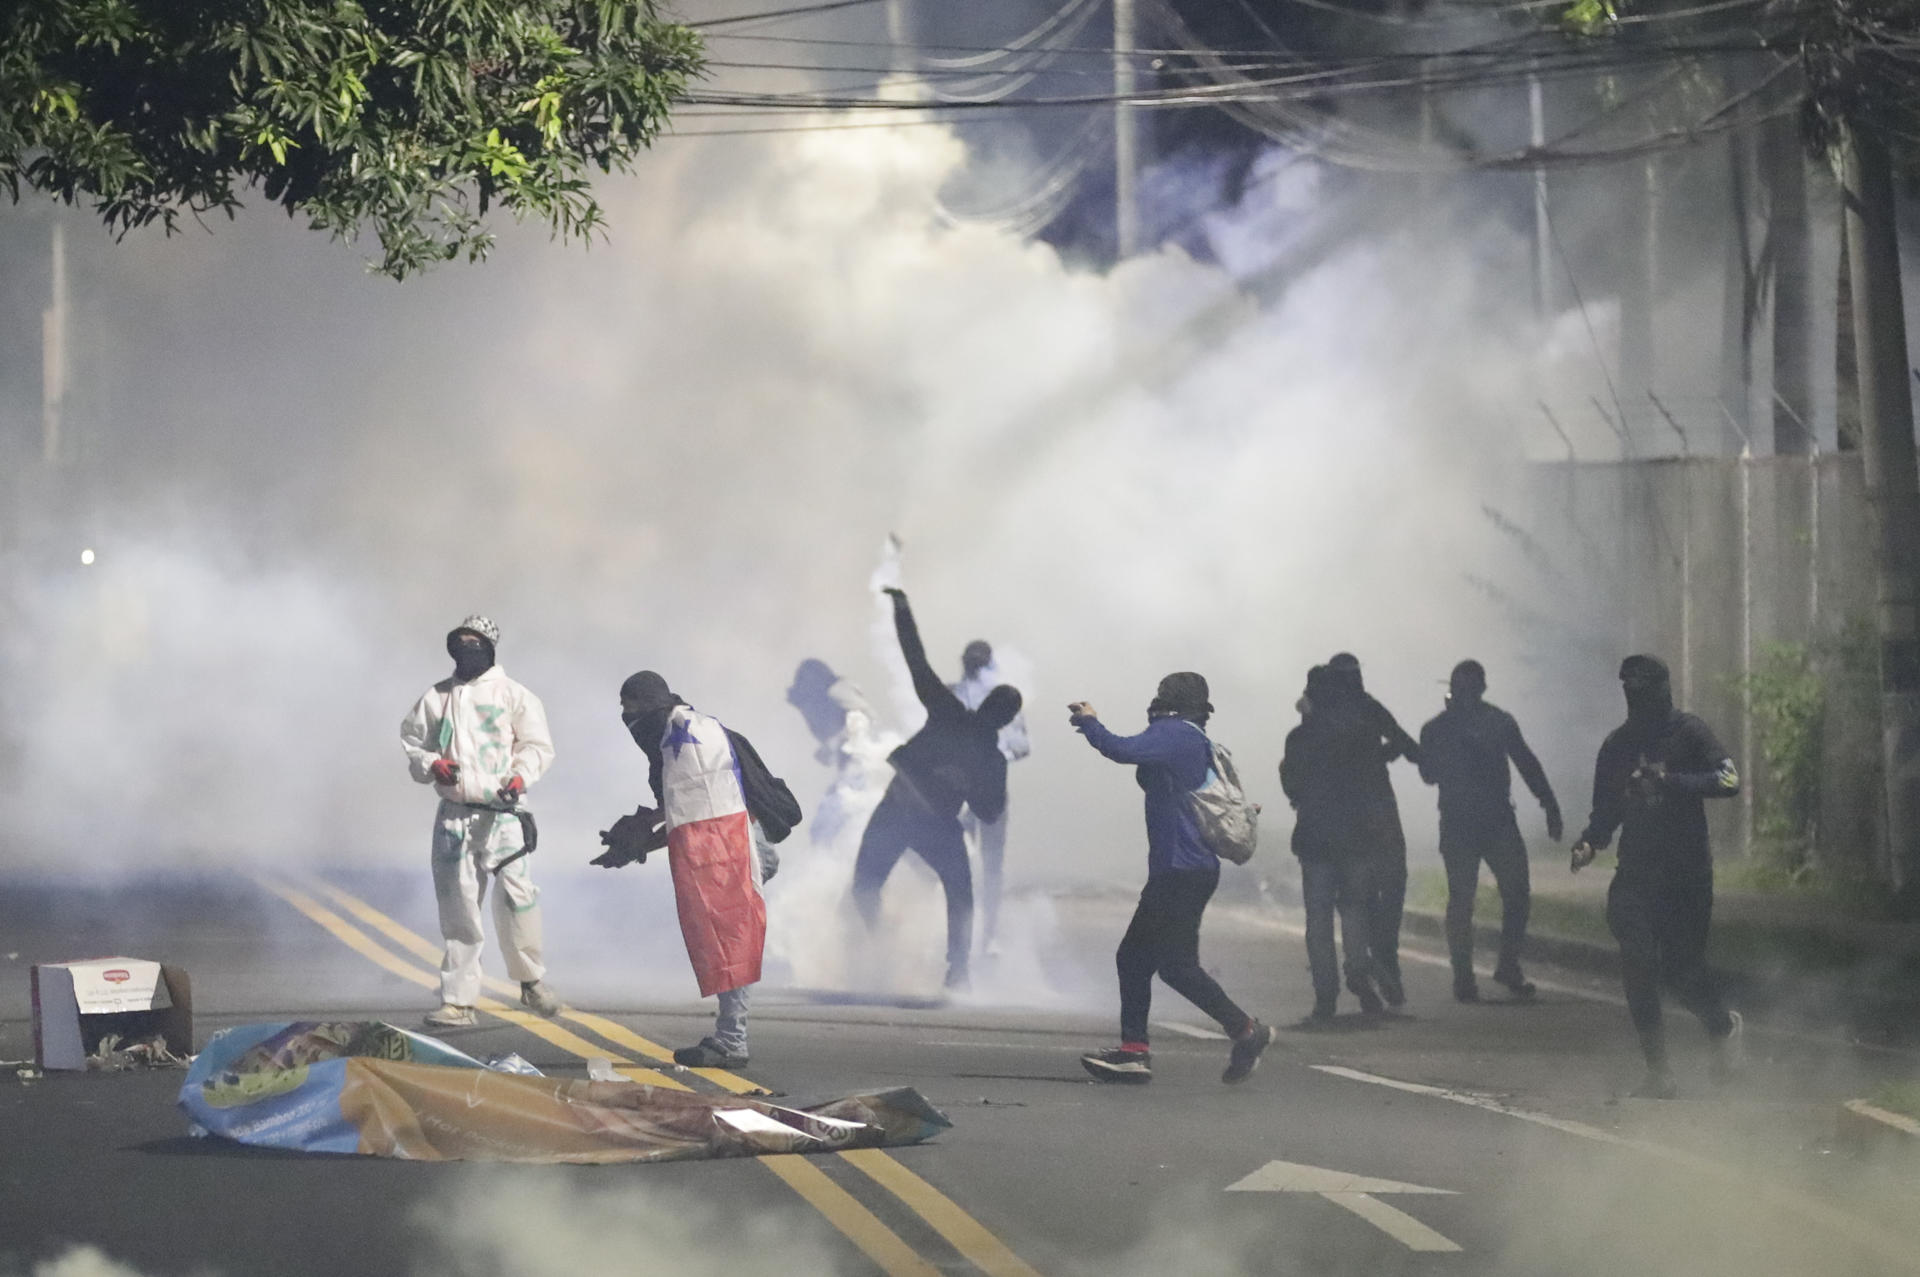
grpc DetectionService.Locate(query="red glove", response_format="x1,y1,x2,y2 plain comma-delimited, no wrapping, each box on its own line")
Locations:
429,759,459,786
497,775,526,805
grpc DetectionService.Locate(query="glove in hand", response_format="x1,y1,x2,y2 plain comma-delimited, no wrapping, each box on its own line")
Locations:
429,759,459,786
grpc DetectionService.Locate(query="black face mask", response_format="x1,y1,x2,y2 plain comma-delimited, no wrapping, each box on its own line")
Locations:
1623,678,1673,728
623,706,670,751
449,639,493,682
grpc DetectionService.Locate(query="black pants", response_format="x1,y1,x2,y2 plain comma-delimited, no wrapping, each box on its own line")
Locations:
1439,810,1531,979
1366,850,1407,988
851,785,973,975
1117,867,1250,1046
1606,872,1732,1068
1300,856,1374,1003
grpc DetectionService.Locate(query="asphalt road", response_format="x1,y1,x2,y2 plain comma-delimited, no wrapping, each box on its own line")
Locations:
3,866,1918,1277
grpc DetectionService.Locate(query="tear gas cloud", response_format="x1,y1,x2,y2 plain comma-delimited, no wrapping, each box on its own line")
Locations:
0,48,1635,905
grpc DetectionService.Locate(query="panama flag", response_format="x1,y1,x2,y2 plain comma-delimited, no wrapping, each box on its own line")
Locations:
658,705,765,997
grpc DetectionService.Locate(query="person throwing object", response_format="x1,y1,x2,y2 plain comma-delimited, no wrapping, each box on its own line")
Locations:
851,589,1021,992
1070,675,1274,1085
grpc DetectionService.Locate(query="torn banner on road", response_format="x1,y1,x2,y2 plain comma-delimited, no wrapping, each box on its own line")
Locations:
178,1021,950,1163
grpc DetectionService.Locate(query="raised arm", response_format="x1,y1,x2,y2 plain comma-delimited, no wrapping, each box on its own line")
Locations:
1074,715,1195,768
887,589,962,720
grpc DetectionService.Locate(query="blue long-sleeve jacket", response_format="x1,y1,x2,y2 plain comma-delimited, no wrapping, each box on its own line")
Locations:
1074,714,1215,876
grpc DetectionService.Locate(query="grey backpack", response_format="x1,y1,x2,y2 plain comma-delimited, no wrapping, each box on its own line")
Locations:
1182,724,1260,865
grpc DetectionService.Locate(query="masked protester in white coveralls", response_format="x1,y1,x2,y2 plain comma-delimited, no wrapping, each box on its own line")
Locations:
400,615,561,1029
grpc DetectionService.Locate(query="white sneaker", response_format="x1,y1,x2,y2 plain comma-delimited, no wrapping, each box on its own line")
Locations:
424,1003,478,1029
520,980,561,1018
1711,1010,1746,1082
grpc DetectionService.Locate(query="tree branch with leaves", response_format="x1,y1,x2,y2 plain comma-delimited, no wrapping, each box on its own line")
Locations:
0,0,704,278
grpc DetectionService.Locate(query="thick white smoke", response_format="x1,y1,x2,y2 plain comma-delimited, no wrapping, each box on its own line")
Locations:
1,84,1608,920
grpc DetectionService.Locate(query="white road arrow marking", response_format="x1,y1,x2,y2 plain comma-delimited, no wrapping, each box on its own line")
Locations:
1226,1159,1463,1253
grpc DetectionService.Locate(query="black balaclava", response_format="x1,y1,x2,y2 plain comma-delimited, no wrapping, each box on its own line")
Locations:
1148,672,1212,728
961,640,993,680
1619,654,1673,731
976,682,1023,731
786,658,844,744
620,670,685,753
1328,652,1365,695
447,629,495,683
1449,659,1487,706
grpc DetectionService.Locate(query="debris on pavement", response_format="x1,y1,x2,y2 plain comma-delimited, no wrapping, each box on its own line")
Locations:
31,957,193,1071
86,1032,189,1071
179,1021,951,1163
483,1053,543,1077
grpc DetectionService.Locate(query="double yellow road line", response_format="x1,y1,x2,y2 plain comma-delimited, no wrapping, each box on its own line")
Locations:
254,872,1041,1277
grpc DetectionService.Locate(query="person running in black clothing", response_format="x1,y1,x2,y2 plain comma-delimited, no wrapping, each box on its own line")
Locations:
851,588,1022,991
1418,660,1562,1003
1326,652,1419,1007
1571,655,1744,1099
1281,664,1385,1024
1069,673,1274,1085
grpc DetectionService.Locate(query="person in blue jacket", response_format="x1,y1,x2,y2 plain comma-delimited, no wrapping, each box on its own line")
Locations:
1069,673,1274,1085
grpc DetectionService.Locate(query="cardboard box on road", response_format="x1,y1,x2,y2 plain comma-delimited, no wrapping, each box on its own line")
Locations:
31,957,192,1071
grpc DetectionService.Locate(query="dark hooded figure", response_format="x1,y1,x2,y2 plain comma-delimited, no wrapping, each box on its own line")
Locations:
1418,660,1561,1002
1323,652,1418,1007
1280,665,1385,1023
1571,655,1743,1099
1068,673,1275,1086
851,589,1022,991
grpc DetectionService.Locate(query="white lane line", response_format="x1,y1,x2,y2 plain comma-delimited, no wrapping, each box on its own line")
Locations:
1313,1065,1920,1273
1151,1020,1230,1041
1324,1194,1463,1253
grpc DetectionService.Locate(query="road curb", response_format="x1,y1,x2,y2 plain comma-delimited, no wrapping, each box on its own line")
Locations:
1835,1098,1920,1164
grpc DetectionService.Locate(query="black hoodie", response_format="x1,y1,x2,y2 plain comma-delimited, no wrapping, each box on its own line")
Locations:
1578,655,1739,880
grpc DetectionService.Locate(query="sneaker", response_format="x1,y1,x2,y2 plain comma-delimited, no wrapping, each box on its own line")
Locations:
1629,1068,1677,1100
1081,1047,1152,1084
520,980,561,1018
1376,970,1406,1009
943,963,971,993
673,1037,749,1068
424,1003,478,1029
1355,982,1385,1016
1453,975,1481,1004
1223,1021,1275,1084
1493,966,1537,999
1709,1010,1746,1083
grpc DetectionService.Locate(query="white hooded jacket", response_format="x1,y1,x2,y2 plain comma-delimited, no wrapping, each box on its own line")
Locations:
400,666,555,806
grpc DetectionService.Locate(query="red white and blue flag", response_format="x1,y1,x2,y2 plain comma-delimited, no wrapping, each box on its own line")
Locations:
658,706,765,997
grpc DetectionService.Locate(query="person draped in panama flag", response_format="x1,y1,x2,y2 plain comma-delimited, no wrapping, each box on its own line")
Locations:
601,671,799,1068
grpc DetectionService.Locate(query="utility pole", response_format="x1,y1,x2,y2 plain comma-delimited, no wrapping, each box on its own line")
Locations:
1529,69,1550,317
42,221,66,466
1837,117,1920,901
1113,0,1138,258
